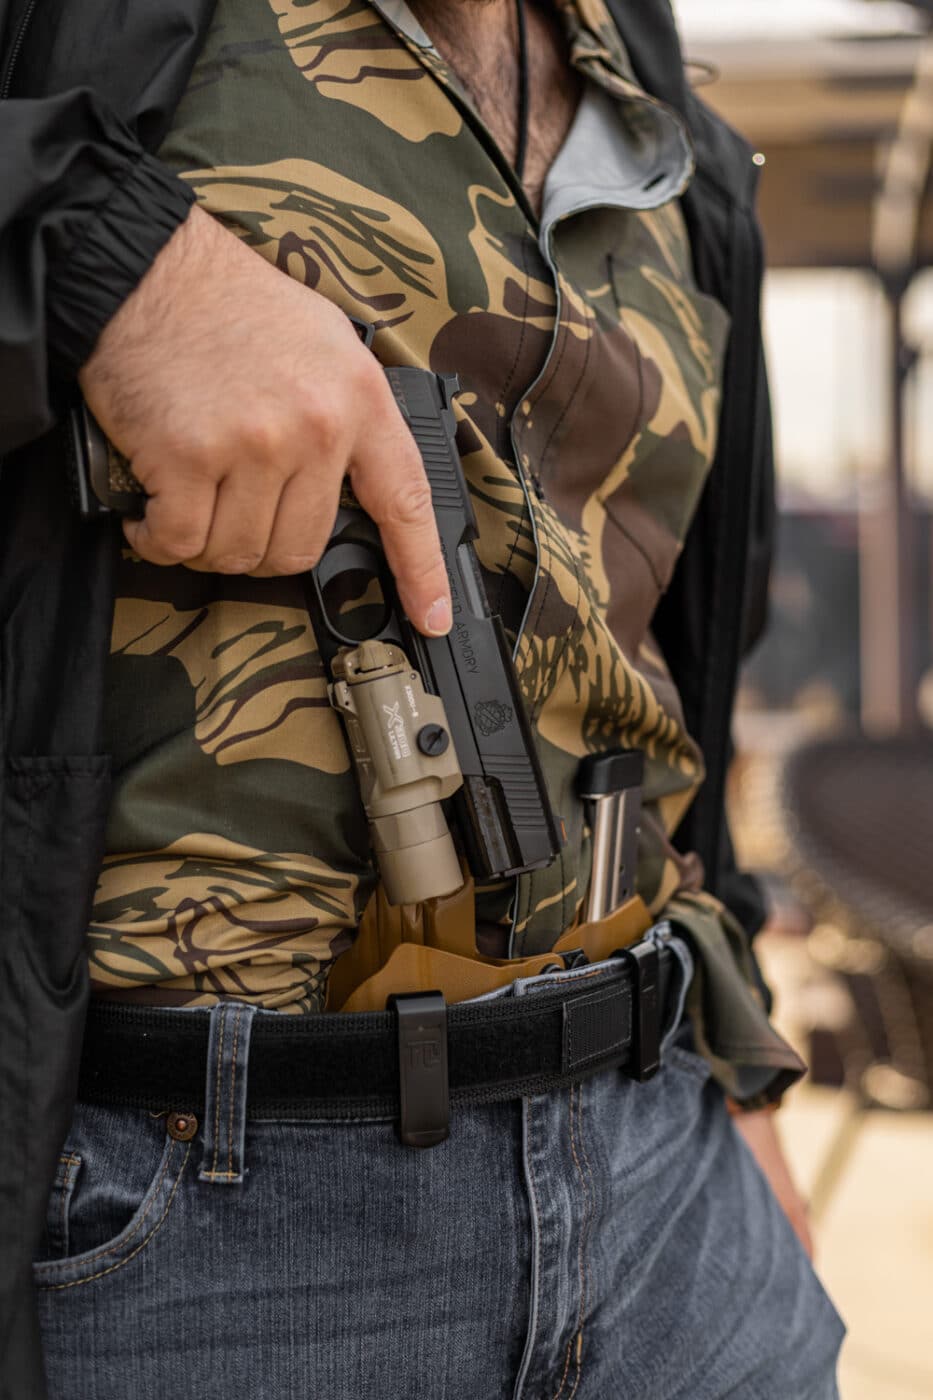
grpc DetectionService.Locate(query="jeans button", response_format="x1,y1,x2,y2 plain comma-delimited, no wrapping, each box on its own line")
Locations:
167,1110,198,1141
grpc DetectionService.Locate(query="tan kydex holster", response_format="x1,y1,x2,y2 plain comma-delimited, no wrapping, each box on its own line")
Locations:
326,872,652,1013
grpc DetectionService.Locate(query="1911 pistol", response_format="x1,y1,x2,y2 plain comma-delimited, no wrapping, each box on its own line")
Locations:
66,366,562,905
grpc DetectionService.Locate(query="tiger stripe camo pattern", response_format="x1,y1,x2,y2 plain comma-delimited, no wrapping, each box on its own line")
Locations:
88,0,733,1012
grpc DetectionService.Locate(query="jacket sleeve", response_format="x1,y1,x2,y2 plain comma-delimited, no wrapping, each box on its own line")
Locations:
0,89,195,454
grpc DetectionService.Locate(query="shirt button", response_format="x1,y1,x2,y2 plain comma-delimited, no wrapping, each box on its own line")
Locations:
167,1110,198,1141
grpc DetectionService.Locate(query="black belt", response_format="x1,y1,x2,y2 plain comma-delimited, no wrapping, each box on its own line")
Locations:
79,940,675,1148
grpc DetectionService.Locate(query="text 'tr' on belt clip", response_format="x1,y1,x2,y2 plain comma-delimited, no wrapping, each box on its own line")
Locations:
618,941,660,1082
388,991,450,1148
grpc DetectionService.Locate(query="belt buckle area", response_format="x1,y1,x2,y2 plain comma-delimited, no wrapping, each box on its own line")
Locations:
388,991,450,1149
617,940,661,1082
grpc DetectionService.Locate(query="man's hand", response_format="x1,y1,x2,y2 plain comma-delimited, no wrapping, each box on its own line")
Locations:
78,204,452,636
733,1108,814,1260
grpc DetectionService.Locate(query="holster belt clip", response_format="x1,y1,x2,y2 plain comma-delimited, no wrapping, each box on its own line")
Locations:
388,991,450,1149
618,940,661,1082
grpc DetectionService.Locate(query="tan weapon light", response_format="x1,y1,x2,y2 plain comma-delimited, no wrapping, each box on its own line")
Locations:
330,639,465,905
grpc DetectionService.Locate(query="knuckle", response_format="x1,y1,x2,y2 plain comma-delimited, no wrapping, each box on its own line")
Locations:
141,502,211,562
161,429,219,473
354,363,396,425
384,478,434,530
293,398,327,446
356,355,385,396
212,552,265,575
238,414,286,463
154,532,207,564
204,525,270,571
308,406,343,459
261,551,322,577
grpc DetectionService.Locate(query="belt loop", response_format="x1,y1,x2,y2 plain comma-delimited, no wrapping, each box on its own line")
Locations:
618,941,661,1082
198,1002,257,1185
655,930,695,1054
388,991,450,1149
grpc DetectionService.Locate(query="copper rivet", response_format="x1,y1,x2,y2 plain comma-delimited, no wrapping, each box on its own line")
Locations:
167,1110,198,1142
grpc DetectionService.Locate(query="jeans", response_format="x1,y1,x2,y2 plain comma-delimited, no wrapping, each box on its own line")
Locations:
35,945,844,1399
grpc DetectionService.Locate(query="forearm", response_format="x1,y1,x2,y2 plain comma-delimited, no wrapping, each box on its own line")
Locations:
733,1106,813,1259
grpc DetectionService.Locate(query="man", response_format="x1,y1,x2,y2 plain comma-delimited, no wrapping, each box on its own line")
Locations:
0,0,844,1395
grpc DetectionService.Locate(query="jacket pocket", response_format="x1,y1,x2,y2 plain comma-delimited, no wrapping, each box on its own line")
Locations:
1,757,113,1323
4,755,113,992
33,1101,191,1290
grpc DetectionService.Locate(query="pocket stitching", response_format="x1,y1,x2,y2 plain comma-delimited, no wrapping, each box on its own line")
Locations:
609,257,730,344
35,1138,190,1290
55,1156,81,1258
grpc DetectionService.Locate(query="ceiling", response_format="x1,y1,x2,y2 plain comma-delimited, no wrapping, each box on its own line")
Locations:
673,3,933,268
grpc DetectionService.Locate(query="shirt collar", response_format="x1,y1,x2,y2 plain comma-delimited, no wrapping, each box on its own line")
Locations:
365,0,693,209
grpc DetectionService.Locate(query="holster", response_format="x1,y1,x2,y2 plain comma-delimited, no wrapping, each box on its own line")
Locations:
326,872,652,1012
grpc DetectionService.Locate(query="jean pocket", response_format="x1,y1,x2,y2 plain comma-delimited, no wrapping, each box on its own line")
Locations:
33,1102,191,1291
39,1151,83,1260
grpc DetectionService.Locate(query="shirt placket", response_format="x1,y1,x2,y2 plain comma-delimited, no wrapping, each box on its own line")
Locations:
364,1,581,654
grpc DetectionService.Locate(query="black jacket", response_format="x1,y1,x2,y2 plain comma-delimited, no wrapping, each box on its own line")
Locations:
0,1,776,1393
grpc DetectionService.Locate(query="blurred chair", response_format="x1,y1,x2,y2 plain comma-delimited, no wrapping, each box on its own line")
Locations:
781,733,933,1111
778,733,933,1213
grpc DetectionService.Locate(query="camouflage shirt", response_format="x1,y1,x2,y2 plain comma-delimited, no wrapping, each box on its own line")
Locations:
89,0,731,1013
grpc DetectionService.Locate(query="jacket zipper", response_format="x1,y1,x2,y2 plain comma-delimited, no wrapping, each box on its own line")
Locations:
0,0,38,99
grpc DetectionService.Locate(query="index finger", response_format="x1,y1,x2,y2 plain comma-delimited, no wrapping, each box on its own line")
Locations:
349,401,452,637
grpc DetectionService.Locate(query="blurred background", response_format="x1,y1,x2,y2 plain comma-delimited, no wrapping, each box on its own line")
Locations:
670,2,933,1395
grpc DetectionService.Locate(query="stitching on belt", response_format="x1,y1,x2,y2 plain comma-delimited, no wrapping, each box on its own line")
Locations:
563,985,630,1075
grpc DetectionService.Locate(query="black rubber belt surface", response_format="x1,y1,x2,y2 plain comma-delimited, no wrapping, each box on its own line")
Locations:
79,947,674,1119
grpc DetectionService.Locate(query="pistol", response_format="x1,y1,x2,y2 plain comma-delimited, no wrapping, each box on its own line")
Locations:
66,366,561,906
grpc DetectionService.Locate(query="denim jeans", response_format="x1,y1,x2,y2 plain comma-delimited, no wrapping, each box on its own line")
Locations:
35,944,844,1399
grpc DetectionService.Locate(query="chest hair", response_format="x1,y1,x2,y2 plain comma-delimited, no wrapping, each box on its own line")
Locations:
406,0,582,216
